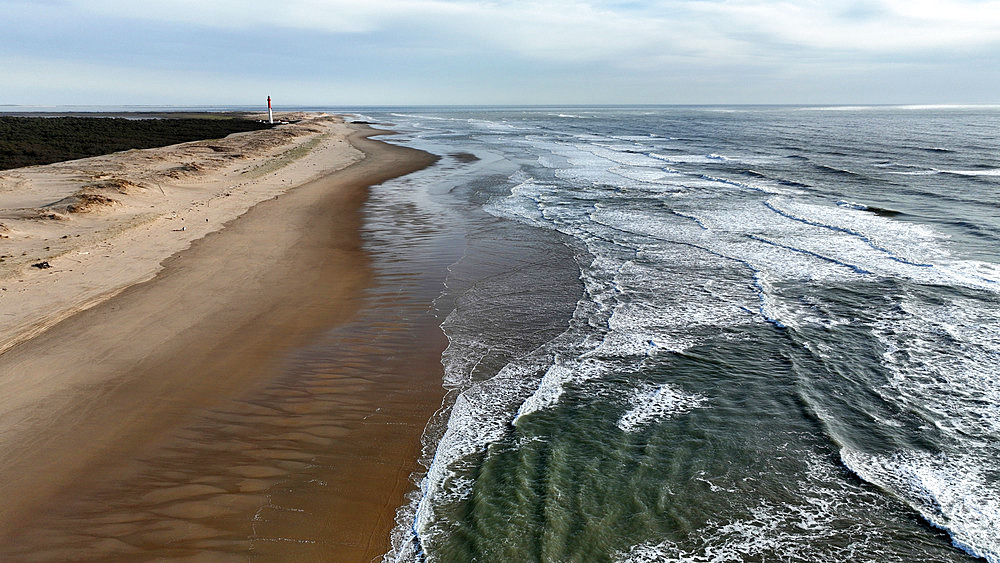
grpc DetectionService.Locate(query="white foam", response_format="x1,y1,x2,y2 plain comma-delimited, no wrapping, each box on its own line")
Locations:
513,362,576,422
654,153,736,164
618,449,915,562
936,168,1000,177
617,384,706,432
613,134,675,142
941,259,1000,287
576,144,670,168
842,448,1000,563
554,166,635,190
886,170,940,176
410,349,561,554
852,288,1000,562
536,155,558,169
573,133,620,143
873,295,1000,440
836,200,869,211
609,165,681,184
485,178,552,227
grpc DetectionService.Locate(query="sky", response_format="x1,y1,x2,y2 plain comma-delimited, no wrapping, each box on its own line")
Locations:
3,0,1000,106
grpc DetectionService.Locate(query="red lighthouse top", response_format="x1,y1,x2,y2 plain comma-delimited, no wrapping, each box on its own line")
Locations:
267,96,271,109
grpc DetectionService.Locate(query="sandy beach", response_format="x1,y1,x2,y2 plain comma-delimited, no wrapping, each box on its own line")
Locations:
0,114,443,560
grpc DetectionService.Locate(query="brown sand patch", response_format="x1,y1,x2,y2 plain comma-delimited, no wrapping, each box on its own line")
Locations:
150,495,267,520
140,484,229,505
451,151,480,163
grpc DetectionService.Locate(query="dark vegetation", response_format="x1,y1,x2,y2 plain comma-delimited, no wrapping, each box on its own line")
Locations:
0,116,273,170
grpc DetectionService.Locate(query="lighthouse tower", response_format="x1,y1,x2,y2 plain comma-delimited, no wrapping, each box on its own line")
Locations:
267,96,273,124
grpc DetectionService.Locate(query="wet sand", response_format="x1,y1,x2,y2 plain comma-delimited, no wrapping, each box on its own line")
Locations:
0,126,444,560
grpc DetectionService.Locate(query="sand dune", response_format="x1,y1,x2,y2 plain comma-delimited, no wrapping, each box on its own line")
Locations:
0,113,362,355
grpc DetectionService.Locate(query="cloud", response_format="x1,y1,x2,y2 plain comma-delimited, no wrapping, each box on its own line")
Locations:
76,0,472,33
693,0,1000,52
5,1,999,104
69,0,1000,61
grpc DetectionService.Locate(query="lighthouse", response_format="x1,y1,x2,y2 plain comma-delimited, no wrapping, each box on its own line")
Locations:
267,96,273,124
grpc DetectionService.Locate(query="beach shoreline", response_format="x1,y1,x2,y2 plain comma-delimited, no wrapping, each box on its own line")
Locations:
0,114,444,559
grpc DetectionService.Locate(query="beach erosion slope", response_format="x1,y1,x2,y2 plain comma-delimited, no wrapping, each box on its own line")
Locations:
0,114,441,559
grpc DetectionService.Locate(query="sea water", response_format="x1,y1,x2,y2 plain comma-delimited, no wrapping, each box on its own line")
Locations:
352,106,1000,562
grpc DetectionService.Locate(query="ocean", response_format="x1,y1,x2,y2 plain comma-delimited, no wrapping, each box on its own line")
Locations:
347,106,1000,562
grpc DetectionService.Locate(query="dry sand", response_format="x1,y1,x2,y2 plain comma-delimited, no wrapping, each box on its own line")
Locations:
0,112,362,355
0,114,444,560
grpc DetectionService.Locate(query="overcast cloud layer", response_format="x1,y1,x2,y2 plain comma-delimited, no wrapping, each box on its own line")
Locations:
3,0,999,105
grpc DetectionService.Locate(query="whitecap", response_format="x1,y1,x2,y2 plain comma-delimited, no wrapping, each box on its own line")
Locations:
841,448,1000,563
617,384,706,432
935,168,1000,177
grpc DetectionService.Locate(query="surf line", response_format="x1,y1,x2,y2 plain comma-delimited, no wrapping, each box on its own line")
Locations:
582,208,786,330
747,234,873,276
762,199,934,269
665,239,787,329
